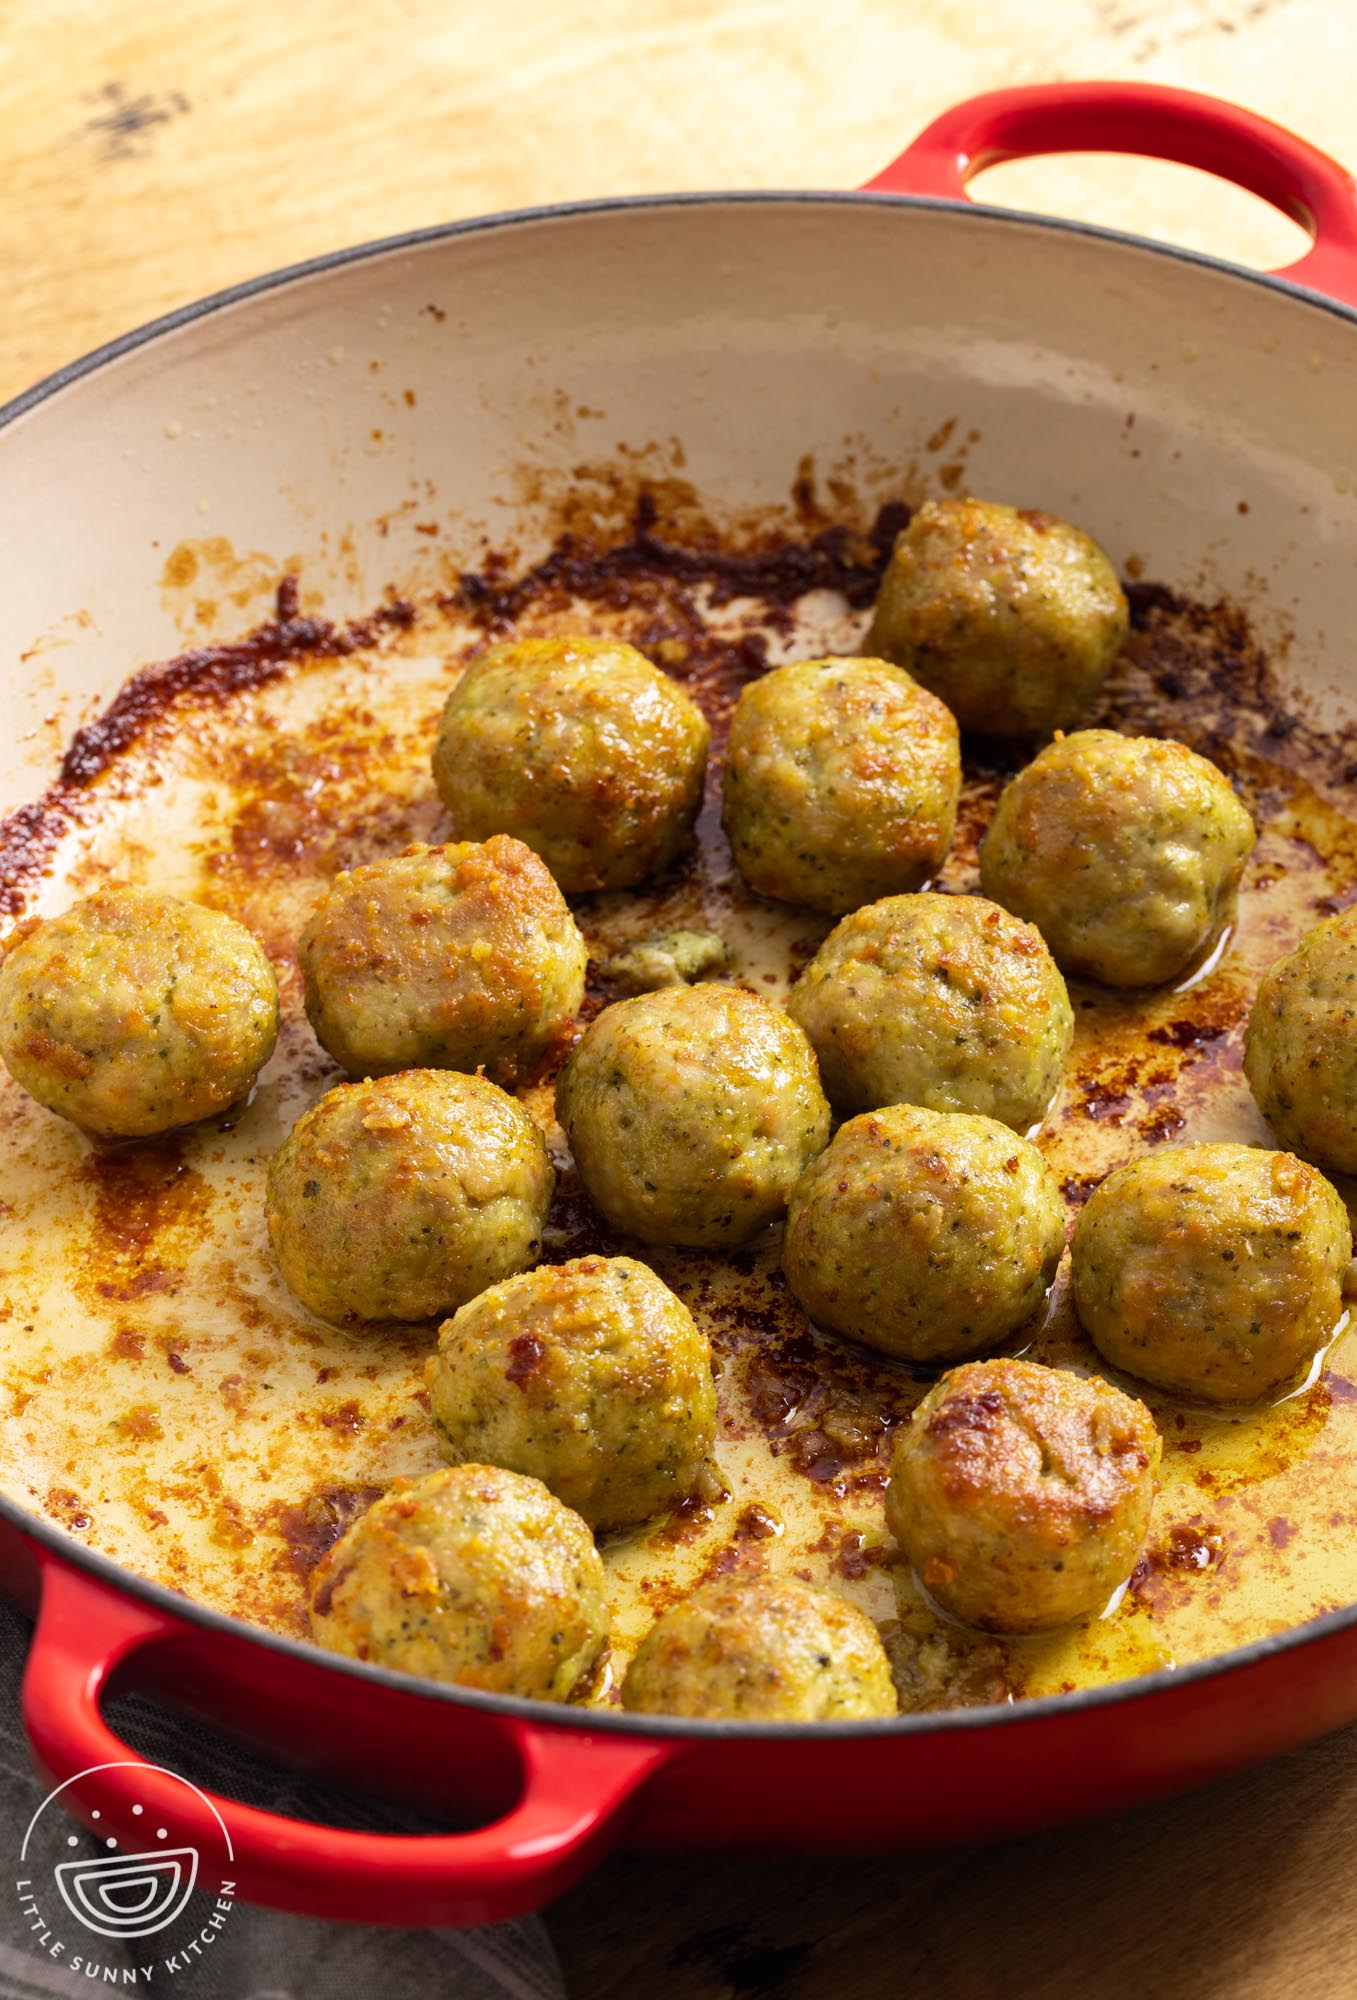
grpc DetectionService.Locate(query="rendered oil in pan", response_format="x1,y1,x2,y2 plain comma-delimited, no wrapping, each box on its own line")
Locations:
2,468,1356,1714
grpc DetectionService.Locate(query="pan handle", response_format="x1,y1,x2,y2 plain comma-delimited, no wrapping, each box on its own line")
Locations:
21,1554,672,1927
861,80,1357,307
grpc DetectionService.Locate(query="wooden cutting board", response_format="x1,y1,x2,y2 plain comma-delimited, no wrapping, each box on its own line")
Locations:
4,2,1355,1993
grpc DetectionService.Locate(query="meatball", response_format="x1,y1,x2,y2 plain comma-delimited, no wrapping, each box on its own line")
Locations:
1245,909,1357,1176
980,729,1255,988
0,886,277,1139
1071,1142,1351,1404
426,1255,717,1528
722,655,960,914
885,1358,1160,1633
787,892,1072,1131
783,1104,1065,1362
556,983,830,1248
431,636,710,892
299,836,585,1084
867,497,1128,737
309,1463,607,1699
620,1574,897,1721
266,1069,553,1324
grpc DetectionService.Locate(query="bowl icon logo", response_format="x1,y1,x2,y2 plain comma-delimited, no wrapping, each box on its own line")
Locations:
53,1844,199,1940
15,1760,235,1976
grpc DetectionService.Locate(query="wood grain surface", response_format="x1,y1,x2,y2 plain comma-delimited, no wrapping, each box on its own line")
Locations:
8,2,1357,1993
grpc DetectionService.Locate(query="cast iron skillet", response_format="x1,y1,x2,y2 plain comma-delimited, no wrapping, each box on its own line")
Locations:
5,82,1357,1926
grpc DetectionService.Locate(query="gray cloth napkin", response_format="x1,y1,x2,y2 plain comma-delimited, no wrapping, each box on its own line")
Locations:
0,1593,567,2000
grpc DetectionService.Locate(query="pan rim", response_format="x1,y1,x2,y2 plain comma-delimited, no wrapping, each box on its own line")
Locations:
10,1486,1357,1744
6,183,1357,1747
3,187,1357,447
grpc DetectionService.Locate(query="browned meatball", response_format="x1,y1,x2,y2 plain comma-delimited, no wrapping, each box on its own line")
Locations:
556,983,830,1248
426,1254,717,1528
299,836,585,1083
309,1463,608,1698
980,730,1255,987
886,1358,1161,1633
1245,908,1357,1176
1071,1142,1352,1404
783,1105,1065,1363
787,892,1072,1130
868,498,1128,737
0,886,277,1137
722,655,960,913
265,1069,554,1324
431,636,709,891
620,1574,897,1720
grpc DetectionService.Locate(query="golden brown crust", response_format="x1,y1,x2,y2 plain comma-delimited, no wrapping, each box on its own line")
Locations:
620,1573,897,1720
1071,1141,1351,1403
1245,907,1357,1175
981,729,1256,987
783,1104,1065,1362
299,835,585,1084
0,885,278,1137
427,1254,717,1527
867,498,1128,737
265,1069,554,1324
886,1358,1160,1632
309,1462,608,1699
431,635,709,892
787,891,1072,1129
722,655,960,914
556,982,830,1247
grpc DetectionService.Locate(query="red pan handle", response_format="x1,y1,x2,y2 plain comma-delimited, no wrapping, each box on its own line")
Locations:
861,80,1357,308
21,1554,671,1927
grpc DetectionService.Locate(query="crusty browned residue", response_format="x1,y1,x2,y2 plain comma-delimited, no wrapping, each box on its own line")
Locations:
505,1333,546,1386
0,581,416,921
690,1501,788,1587
318,1400,366,1436
72,1139,209,1313
62,578,415,789
45,1486,92,1532
1130,1519,1229,1614
647,1493,716,1549
270,1483,387,1582
447,492,911,756
453,489,908,624
117,1402,163,1441
9,456,1357,1702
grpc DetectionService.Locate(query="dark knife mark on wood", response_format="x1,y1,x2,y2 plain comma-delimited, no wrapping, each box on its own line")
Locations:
81,81,192,162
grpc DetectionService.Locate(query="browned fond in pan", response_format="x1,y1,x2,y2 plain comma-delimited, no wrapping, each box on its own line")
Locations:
2,457,1354,1713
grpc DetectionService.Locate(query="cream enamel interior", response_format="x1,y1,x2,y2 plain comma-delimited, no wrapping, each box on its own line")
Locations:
4,197,1357,1712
